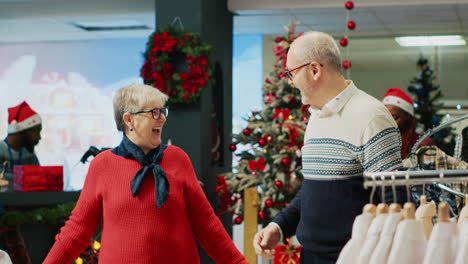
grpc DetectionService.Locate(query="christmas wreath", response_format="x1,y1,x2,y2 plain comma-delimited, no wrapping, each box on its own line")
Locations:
140,26,212,105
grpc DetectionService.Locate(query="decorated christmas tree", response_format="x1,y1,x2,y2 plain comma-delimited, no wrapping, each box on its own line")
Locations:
407,57,456,154
219,23,308,226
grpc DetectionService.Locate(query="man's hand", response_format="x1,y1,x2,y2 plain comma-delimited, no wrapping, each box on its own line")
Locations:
252,223,282,259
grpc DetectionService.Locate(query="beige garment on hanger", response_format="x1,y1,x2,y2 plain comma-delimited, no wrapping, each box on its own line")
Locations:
387,203,427,264
416,196,436,240
369,207,402,264
457,196,468,229
423,202,458,264
0,250,12,264
357,210,387,264
336,210,375,264
455,221,468,264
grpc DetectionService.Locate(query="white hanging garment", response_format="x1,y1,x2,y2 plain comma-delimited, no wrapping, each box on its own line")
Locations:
369,211,402,264
415,197,436,240
388,203,427,264
357,212,387,264
336,212,374,264
423,202,458,264
0,250,12,264
422,221,458,264
454,221,468,264
457,199,468,229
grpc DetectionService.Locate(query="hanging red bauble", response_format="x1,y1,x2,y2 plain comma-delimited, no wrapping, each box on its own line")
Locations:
234,216,243,225
289,95,295,104
229,144,237,152
258,211,266,220
266,135,273,141
281,157,290,167
275,180,284,189
347,21,356,30
339,38,348,47
345,1,354,10
265,199,274,208
243,128,251,136
265,78,271,84
258,138,267,147
264,92,276,104
342,60,352,69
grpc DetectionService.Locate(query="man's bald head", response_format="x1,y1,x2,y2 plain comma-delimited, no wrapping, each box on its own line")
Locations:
289,31,342,74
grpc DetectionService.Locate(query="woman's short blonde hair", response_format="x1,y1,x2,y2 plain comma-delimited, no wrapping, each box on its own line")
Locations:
113,83,169,132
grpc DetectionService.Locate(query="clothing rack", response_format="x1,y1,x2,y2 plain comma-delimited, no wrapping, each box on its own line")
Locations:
363,169,468,198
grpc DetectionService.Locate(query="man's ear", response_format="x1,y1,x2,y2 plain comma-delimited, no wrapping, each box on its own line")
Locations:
310,62,322,81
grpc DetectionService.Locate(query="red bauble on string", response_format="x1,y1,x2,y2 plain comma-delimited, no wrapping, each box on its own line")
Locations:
229,144,237,152
345,1,354,10
347,21,356,30
342,60,352,69
339,38,348,47
234,216,243,225
281,157,291,167
264,92,276,104
266,135,273,141
258,211,266,220
258,138,267,147
265,199,274,208
243,128,252,136
275,180,284,189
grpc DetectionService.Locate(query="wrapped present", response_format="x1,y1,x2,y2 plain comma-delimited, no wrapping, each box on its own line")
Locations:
13,165,63,192
273,243,302,264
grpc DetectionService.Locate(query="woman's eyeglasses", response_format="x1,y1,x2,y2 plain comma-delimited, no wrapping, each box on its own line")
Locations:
130,107,168,120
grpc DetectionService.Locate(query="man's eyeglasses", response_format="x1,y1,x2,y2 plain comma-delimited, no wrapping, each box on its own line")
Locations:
283,62,323,81
130,107,168,120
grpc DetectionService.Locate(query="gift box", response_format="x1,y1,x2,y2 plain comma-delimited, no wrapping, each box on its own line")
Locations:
13,165,63,192
273,243,302,264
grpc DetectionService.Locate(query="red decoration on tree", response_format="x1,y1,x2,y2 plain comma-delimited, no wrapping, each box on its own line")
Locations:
234,216,243,225
258,211,266,220
258,138,267,147
339,38,348,47
275,180,284,189
229,143,237,152
266,135,273,141
264,92,276,104
265,78,271,84
289,95,295,104
281,157,291,167
342,60,352,69
265,199,274,208
345,1,354,10
242,128,252,136
347,21,356,30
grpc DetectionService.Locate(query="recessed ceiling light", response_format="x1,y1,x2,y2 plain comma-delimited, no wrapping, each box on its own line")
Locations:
395,35,466,47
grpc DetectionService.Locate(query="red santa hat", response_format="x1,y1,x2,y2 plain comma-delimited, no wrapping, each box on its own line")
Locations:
382,87,414,116
7,101,42,134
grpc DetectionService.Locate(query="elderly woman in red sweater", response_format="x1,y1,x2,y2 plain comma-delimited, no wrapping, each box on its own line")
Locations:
44,84,247,264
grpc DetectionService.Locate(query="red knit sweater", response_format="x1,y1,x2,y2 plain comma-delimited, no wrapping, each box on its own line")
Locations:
43,146,247,264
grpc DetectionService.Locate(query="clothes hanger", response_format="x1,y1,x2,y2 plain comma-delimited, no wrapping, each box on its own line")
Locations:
363,175,377,215
403,172,416,220
389,172,402,213
437,201,450,223
376,175,389,215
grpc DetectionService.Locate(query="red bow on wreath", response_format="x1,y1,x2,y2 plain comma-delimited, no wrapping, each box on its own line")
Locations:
248,158,266,172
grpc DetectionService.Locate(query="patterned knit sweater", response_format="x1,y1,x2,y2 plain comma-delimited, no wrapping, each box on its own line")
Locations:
43,145,247,264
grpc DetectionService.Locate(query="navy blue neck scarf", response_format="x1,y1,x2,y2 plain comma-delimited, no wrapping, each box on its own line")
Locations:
117,135,169,209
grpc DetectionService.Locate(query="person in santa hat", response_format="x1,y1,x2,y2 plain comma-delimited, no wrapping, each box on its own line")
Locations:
0,101,42,264
382,87,423,159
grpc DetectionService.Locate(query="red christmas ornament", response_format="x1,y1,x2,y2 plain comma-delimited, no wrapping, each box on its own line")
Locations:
229,144,237,152
275,180,284,189
234,216,243,224
266,135,273,141
289,95,295,104
258,211,266,220
264,92,276,104
243,128,251,136
347,21,356,30
258,138,267,147
281,157,291,167
342,60,352,69
265,78,271,84
265,199,274,208
339,38,348,47
345,1,354,10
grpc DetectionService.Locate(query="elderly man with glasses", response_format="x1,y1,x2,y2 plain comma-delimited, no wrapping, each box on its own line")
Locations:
253,31,406,264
